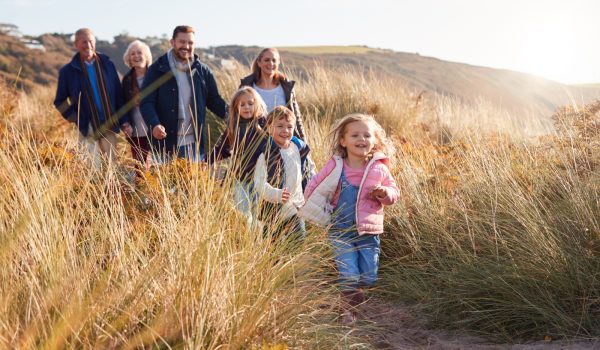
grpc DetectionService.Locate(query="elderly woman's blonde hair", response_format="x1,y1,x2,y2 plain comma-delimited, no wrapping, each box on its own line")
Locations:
122,40,152,68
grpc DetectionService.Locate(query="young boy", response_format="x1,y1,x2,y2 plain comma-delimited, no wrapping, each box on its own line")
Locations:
253,106,314,239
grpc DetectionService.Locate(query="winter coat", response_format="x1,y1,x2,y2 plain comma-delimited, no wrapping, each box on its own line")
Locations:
140,53,227,156
300,153,399,234
121,68,149,137
254,136,312,192
54,52,125,136
253,136,312,220
209,117,267,182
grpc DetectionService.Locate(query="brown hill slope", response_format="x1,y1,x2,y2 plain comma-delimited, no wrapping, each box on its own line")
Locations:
200,45,600,118
0,32,70,88
278,47,600,117
1,30,598,118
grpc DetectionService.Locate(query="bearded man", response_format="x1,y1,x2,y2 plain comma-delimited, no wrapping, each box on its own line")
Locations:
140,25,227,162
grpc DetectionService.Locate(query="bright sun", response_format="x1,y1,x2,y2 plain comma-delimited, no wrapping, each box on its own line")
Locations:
514,5,594,85
519,24,578,83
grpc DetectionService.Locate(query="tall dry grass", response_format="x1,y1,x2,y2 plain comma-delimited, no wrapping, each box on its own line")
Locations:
217,64,599,341
377,100,599,339
0,60,598,348
0,77,362,349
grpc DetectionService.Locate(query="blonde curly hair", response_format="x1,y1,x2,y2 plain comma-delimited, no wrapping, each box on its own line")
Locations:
329,113,395,161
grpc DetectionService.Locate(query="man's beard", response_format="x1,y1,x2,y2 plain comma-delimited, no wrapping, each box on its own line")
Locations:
174,49,191,61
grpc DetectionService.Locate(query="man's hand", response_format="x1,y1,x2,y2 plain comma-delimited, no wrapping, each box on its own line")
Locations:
152,125,167,140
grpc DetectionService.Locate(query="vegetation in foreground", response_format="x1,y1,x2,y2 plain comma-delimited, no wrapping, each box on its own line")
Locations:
0,62,598,348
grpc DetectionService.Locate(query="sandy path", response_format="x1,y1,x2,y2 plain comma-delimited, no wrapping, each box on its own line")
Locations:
354,298,599,350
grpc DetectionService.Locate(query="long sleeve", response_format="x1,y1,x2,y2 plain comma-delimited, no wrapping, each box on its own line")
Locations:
203,66,227,120
209,131,231,163
111,64,127,126
303,158,336,200
290,91,306,140
374,163,400,206
54,68,77,123
254,153,283,204
305,155,317,179
120,73,138,128
139,65,163,130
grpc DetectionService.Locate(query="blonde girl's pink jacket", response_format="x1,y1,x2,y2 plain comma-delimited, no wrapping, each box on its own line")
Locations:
299,152,399,235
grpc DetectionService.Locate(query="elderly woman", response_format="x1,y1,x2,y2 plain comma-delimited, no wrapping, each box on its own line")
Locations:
239,48,306,140
121,40,152,174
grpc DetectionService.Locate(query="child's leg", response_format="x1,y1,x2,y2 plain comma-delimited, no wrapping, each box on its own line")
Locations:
233,181,255,227
356,234,381,288
269,215,304,242
330,231,365,324
329,232,361,291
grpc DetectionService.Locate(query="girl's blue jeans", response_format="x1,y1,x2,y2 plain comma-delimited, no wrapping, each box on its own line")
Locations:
329,230,380,291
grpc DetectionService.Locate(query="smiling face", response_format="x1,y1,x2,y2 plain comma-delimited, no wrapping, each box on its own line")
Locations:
257,49,279,77
237,93,256,120
170,32,195,61
340,120,376,163
270,117,295,148
75,31,96,62
128,45,147,69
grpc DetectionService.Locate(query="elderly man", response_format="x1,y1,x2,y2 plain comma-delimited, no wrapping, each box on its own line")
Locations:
54,28,131,166
140,25,227,162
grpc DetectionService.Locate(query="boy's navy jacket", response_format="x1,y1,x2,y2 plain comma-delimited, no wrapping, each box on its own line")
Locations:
54,52,126,135
140,53,227,156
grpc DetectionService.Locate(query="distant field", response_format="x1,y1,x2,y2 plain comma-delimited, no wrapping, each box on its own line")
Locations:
574,83,600,89
279,45,381,54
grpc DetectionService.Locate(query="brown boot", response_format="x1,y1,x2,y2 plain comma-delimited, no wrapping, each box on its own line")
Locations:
341,309,357,325
340,291,358,324
352,288,365,306
341,291,356,308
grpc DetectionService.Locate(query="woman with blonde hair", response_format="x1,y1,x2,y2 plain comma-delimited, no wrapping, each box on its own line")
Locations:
121,39,153,175
240,48,306,140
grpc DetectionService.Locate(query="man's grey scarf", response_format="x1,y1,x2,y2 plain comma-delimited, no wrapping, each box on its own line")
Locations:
167,49,195,144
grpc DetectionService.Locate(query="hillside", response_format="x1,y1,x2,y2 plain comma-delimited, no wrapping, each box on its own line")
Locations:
201,45,600,118
1,29,598,118
239,46,600,117
0,32,169,88
0,32,72,89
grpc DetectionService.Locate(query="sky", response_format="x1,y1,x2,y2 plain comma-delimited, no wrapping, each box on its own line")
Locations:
2,0,599,85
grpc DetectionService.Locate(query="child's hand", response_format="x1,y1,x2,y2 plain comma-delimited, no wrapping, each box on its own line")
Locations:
281,188,291,203
370,185,387,200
